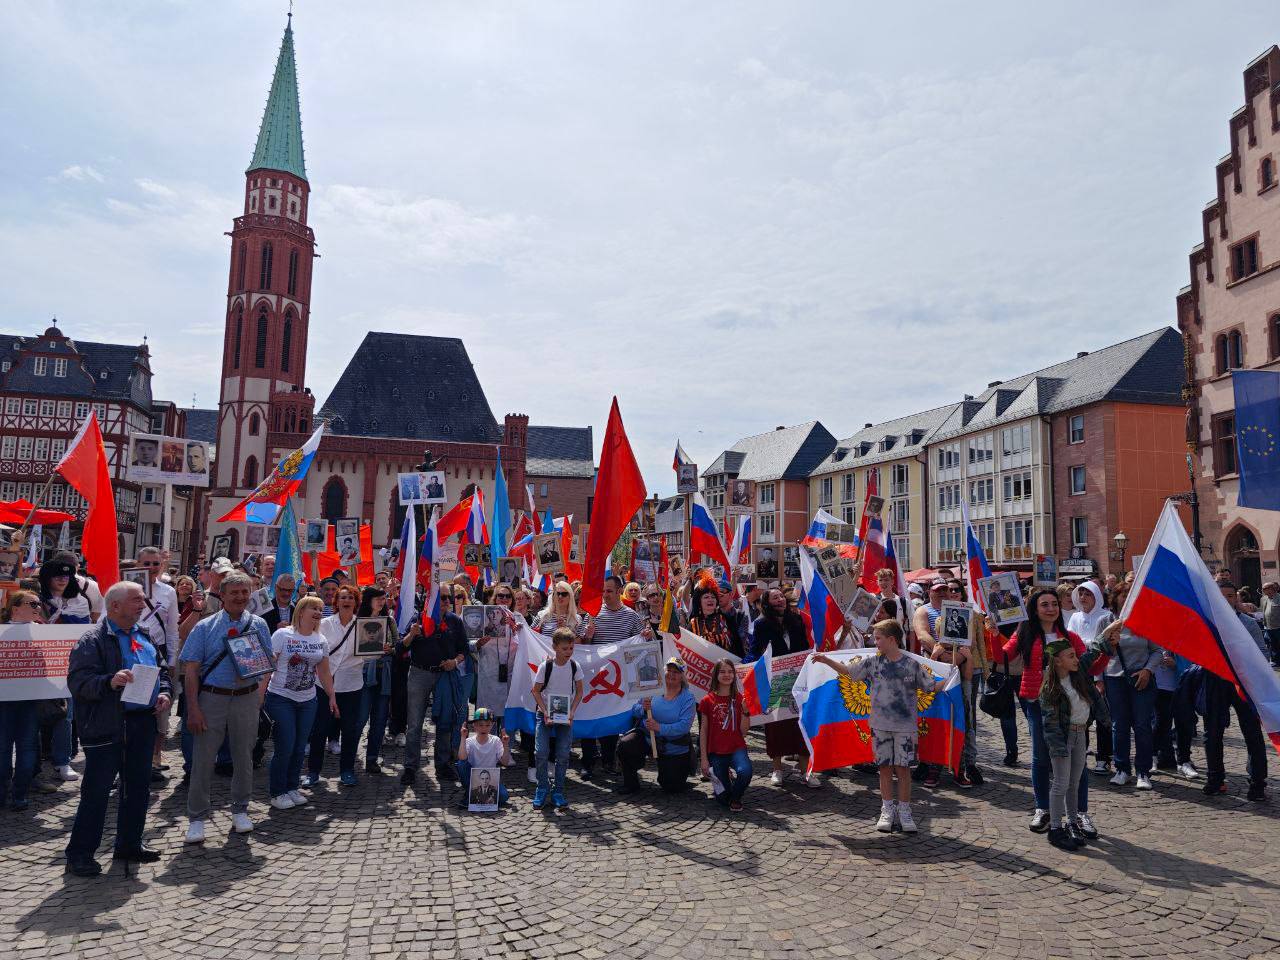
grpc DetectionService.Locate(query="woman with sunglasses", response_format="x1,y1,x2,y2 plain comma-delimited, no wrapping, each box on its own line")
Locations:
304,585,364,787
0,591,45,809
532,582,589,640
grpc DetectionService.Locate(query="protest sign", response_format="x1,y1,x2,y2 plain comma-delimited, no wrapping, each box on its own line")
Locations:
126,432,210,487
0,624,80,700
662,629,809,727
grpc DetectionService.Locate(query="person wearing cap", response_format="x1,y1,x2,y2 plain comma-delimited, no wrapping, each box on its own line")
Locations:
455,708,511,808
38,556,91,784
616,657,697,795
910,580,948,656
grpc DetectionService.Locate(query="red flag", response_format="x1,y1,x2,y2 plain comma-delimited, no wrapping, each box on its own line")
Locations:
856,469,878,551
579,398,647,616
436,493,475,543
562,520,582,583
54,413,120,589
659,535,669,588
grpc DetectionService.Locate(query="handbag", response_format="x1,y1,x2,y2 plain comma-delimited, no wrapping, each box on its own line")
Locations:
36,698,68,725
979,654,1016,719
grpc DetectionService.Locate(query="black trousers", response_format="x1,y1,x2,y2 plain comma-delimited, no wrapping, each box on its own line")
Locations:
1203,675,1268,788
66,711,157,861
616,729,692,791
580,735,618,771
388,655,410,736
1154,689,1195,766
307,689,364,778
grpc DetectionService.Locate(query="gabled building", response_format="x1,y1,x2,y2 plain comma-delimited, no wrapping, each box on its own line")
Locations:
702,422,836,577
526,425,594,523
808,404,958,573
1180,46,1280,589
925,328,1185,575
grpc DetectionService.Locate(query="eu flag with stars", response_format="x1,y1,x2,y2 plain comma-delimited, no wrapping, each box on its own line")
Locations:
1233,370,1280,510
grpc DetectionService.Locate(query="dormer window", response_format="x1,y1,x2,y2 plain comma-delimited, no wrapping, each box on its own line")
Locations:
53,358,66,377
33,357,46,376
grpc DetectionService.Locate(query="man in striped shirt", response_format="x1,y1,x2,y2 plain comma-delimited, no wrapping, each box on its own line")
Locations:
580,576,652,777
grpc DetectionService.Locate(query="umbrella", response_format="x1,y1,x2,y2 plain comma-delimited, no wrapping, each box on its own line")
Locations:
0,499,76,527
904,567,945,584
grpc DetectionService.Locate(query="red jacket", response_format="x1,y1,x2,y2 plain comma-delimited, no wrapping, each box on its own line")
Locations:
1002,630,1106,701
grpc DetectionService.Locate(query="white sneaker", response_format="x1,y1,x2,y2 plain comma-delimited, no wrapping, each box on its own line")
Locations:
897,803,918,833
806,772,823,789
1178,762,1200,780
526,767,538,784
185,820,205,844
231,812,254,834
770,770,785,786
57,764,80,782
327,739,341,755
287,790,308,806
271,794,295,810
876,802,896,832
1092,760,1111,775
394,734,406,747
1135,774,1153,791
1109,771,1129,787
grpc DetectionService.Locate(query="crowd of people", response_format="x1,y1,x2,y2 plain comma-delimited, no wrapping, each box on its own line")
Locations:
0,544,1273,877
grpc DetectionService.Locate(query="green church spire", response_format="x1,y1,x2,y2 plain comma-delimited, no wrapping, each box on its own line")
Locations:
247,16,307,182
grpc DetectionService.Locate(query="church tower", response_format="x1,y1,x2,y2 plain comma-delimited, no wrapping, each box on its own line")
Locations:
214,14,316,497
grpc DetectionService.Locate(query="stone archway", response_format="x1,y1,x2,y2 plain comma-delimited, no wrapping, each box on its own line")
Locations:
1224,524,1261,591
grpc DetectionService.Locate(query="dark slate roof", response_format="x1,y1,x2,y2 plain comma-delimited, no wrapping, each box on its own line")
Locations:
811,402,960,476
704,422,837,482
317,332,501,444
184,408,219,444
930,328,1183,443
526,425,594,478
0,326,152,409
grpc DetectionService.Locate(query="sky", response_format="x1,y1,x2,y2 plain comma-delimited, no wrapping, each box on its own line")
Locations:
0,1,1273,495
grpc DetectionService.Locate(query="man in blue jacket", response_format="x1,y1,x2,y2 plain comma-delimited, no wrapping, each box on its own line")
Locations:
65,580,172,876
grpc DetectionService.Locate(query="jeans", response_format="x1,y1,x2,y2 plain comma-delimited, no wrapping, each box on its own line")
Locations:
1265,627,1280,667
263,692,317,797
1154,688,1194,766
0,700,38,804
1105,675,1156,776
388,655,410,736
1049,727,1088,828
1203,674,1268,788
1020,698,1088,812
306,689,363,778
50,699,73,767
456,758,509,805
535,716,572,793
66,712,156,860
961,674,978,768
708,748,753,804
359,686,391,764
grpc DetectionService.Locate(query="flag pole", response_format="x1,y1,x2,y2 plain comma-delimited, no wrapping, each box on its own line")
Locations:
15,472,59,541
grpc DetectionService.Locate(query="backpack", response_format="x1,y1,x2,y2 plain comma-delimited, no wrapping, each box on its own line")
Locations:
538,657,579,687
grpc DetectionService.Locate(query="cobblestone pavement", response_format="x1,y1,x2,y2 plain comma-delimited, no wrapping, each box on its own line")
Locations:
1,718,1276,960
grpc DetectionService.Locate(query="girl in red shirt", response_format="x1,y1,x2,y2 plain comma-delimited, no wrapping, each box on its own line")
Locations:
698,659,753,812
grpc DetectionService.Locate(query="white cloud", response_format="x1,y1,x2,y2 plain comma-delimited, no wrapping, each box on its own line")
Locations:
55,164,104,183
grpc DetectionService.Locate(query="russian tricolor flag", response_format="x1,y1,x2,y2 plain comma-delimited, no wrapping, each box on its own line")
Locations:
418,507,442,635
673,441,692,471
960,498,992,614
395,506,417,634
797,510,845,651
689,492,732,572
1121,500,1280,754
859,513,888,590
217,423,324,524
738,649,773,716
730,513,752,566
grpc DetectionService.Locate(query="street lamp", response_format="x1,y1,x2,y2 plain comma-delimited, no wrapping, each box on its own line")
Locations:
1112,531,1129,570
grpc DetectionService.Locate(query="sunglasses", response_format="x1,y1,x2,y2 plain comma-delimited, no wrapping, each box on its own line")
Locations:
555,591,571,598
495,593,512,600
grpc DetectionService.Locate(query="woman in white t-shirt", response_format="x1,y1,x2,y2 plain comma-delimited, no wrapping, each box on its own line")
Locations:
261,596,335,810
307,585,366,788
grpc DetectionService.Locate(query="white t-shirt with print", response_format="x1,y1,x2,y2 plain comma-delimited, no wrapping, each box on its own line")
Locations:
267,627,327,702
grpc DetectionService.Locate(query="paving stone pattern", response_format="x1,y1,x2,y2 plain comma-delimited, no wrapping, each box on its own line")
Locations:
1,719,1277,960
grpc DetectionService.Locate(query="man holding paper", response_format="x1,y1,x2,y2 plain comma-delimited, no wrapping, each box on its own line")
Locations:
64,580,172,877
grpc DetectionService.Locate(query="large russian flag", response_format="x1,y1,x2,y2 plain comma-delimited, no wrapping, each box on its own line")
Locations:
729,513,752,566
797,542,843,652
1121,500,1280,754
738,649,773,716
793,649,966,773
217,423,324,524
394,507,417,634
689,492,732,573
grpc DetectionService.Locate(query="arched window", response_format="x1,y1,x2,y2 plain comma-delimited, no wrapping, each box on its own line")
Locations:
1229,330,1244,369
255,306,268,368
243,455,258,488
249,412,260,436
237,241,247,289
322,477,345,521
259,242,273,290
1215,334,1228,375
281,311,293,372
233,306,243,369
287,249,299,296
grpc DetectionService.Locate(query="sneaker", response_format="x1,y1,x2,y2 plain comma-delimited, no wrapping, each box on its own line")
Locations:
728,800,743,812
365,759,383,776
1092,760,1111,775
231,812,254,834
56,764,80,782
953,770,973,789
394,734,406,747
1177,762,1201,780
1002,752,1019,768
1075,812,1098,839
32,777,58,795
287,790,308,806
1066,821,1089,847
327,739,341,755
299,774,318,788
1135,774,1153,791
339,771,358,787
876,803,896,832
527,767,538,784
1109,771,1129,787
552,792,569,808
966,765,984,786
185,820,205,844
1047,826,1078,851
1202,780,1227,796
1247,783,1268,802
805,772,823,789
770,770,785,786
922,769,940,788
532,787,548,809
897,804,918,833
1029,808,1050,833
271,794,295,810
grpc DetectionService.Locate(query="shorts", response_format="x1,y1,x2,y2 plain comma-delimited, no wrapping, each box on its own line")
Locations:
873,729,917,768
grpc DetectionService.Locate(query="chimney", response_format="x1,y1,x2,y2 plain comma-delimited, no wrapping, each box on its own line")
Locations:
963,394,974,401
864,422,873,429
1077,351,1089,358
776,425,785,431
987,381,1000,388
